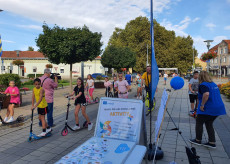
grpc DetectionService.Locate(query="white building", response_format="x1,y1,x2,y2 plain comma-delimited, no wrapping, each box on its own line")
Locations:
0,51,105,78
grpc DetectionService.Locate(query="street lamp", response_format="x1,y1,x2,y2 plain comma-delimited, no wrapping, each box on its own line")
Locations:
204,40,213,72
0,9,3,12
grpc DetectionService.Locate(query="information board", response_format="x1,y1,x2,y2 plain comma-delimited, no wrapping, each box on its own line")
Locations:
95,98,143,143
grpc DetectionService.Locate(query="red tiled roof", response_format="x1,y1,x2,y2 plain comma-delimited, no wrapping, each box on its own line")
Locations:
208,44,219,53
1,51,101,60
2,51,45,59
223,40,230,52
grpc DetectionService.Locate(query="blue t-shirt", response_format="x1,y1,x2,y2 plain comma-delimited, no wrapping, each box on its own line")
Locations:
125,74,131,82
197,82,226,116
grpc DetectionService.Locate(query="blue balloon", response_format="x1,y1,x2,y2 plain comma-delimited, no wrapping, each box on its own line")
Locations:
170,77,184,90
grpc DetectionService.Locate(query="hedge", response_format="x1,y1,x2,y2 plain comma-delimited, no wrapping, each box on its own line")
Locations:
27,74,43,78
0,74,22,89
219,82,230,98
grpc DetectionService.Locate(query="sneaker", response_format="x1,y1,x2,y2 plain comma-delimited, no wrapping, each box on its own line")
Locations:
203,142,216,149
0,121,2,125
46,127,52,133
189,110,194,115
88,123,93,131
6,117,14,123
139,96,142,100
37,132,47,137
73,125,81,130
136,96,139,99
189,139,201,146
4,117,8,122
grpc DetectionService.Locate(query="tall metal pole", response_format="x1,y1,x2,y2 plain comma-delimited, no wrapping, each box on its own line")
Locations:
192,47,195,72
0,10,3,74
81,62,84,80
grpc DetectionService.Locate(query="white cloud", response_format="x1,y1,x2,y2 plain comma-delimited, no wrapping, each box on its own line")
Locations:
0,0,179,47
224,25,230,30
192,17,200,22
2,40,15,43
16,25,42,31
205,23,216,30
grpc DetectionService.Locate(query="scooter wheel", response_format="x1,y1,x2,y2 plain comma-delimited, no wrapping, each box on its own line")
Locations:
61,128,68,136
95,97,99,103
83,121,88,128
28,137,32,142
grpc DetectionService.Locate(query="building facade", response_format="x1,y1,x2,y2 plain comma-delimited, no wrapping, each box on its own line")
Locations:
0,51,105,78
209,40,230,77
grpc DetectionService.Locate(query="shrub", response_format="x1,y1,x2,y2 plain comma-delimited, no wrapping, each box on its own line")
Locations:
220,82,230,98
23,80,34,85
27,74,43,79
96,75,105,81
58,79,69,83
0,74,22,88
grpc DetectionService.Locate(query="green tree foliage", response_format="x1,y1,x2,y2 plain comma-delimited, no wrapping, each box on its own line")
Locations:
101,45,136,70
27,46,34,51
107,16,197,73
36,24,102,90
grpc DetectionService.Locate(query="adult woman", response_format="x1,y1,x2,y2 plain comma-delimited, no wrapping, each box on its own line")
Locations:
85,74,94,103
189,71,226,148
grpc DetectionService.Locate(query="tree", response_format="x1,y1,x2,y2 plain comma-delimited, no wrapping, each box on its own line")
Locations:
108,16,197,73
28,46,34,51
36,24,102,90
46,64,53,68
101,45,136,70
12,59,24,76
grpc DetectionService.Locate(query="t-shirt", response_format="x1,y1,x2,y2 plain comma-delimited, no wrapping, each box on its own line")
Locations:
74,85,85,101
87,79,94,88
199,85,209,94
104,81,112,88
113,81,118,90
115,80,129,93
33,87,47,108
142,72,151,87
5,86,20,104
164,74,168,78
125,74,132,82
189,78,199,95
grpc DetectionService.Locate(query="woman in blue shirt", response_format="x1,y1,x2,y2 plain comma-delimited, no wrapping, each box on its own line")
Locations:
189,71,226,148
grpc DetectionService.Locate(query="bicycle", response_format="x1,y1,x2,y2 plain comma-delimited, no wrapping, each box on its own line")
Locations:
142,89,156,116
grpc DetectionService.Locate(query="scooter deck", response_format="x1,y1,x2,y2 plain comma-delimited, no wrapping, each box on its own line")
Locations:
28,132,52,142
0,116,24,126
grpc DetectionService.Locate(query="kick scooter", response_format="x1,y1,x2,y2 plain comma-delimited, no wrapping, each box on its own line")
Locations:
85,88,99,105
61,96,88,136
28,109,52,142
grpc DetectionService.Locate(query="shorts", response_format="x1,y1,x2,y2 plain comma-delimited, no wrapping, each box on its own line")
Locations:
37,107,48,115
189,94,198,103
164,77,167,81
127,81,131,86
9,103,17,105
118,93,128,99
89,88,94,97
75,99,87,106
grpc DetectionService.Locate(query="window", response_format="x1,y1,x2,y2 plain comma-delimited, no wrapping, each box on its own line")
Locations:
223,57,226,63
221,48,223,54
214,58,218,64
60,69,64,73
224,47,228,54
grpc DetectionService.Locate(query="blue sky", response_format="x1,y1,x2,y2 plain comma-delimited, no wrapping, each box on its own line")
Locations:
0,0,230,56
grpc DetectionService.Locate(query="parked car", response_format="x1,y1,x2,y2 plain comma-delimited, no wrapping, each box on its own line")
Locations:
91,73,107,79
184,73,192,81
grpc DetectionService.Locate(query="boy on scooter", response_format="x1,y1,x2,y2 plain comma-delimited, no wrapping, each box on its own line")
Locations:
31,78,52,137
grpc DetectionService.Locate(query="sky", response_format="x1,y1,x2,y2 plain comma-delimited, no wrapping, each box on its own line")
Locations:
0,0,230,57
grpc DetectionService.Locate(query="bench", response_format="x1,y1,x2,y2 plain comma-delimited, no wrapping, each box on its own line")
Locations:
56,97,147,164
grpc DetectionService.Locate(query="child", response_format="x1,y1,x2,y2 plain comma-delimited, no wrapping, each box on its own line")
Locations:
3,81,20,123
31,78,51,137
104,77,112,97
115,73,129,99
136,73,143,99
67,78,93,131
112,76,118,98
188,71,199,116
85,74,95,103
164,73,168,85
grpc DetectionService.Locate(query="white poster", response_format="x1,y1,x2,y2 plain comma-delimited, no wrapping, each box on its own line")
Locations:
95,98,143,143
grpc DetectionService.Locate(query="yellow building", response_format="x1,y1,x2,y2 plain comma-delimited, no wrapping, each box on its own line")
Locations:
195,57,207,71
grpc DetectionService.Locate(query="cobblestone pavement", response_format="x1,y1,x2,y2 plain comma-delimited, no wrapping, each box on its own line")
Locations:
0,78,229,164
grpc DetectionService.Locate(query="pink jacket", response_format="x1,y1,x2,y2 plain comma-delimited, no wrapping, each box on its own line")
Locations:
40,75,58,103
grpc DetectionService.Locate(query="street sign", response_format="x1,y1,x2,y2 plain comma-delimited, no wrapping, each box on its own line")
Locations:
104,67,108,71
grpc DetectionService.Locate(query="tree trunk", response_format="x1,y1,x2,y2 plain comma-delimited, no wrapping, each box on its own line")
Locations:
70,64,73,92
